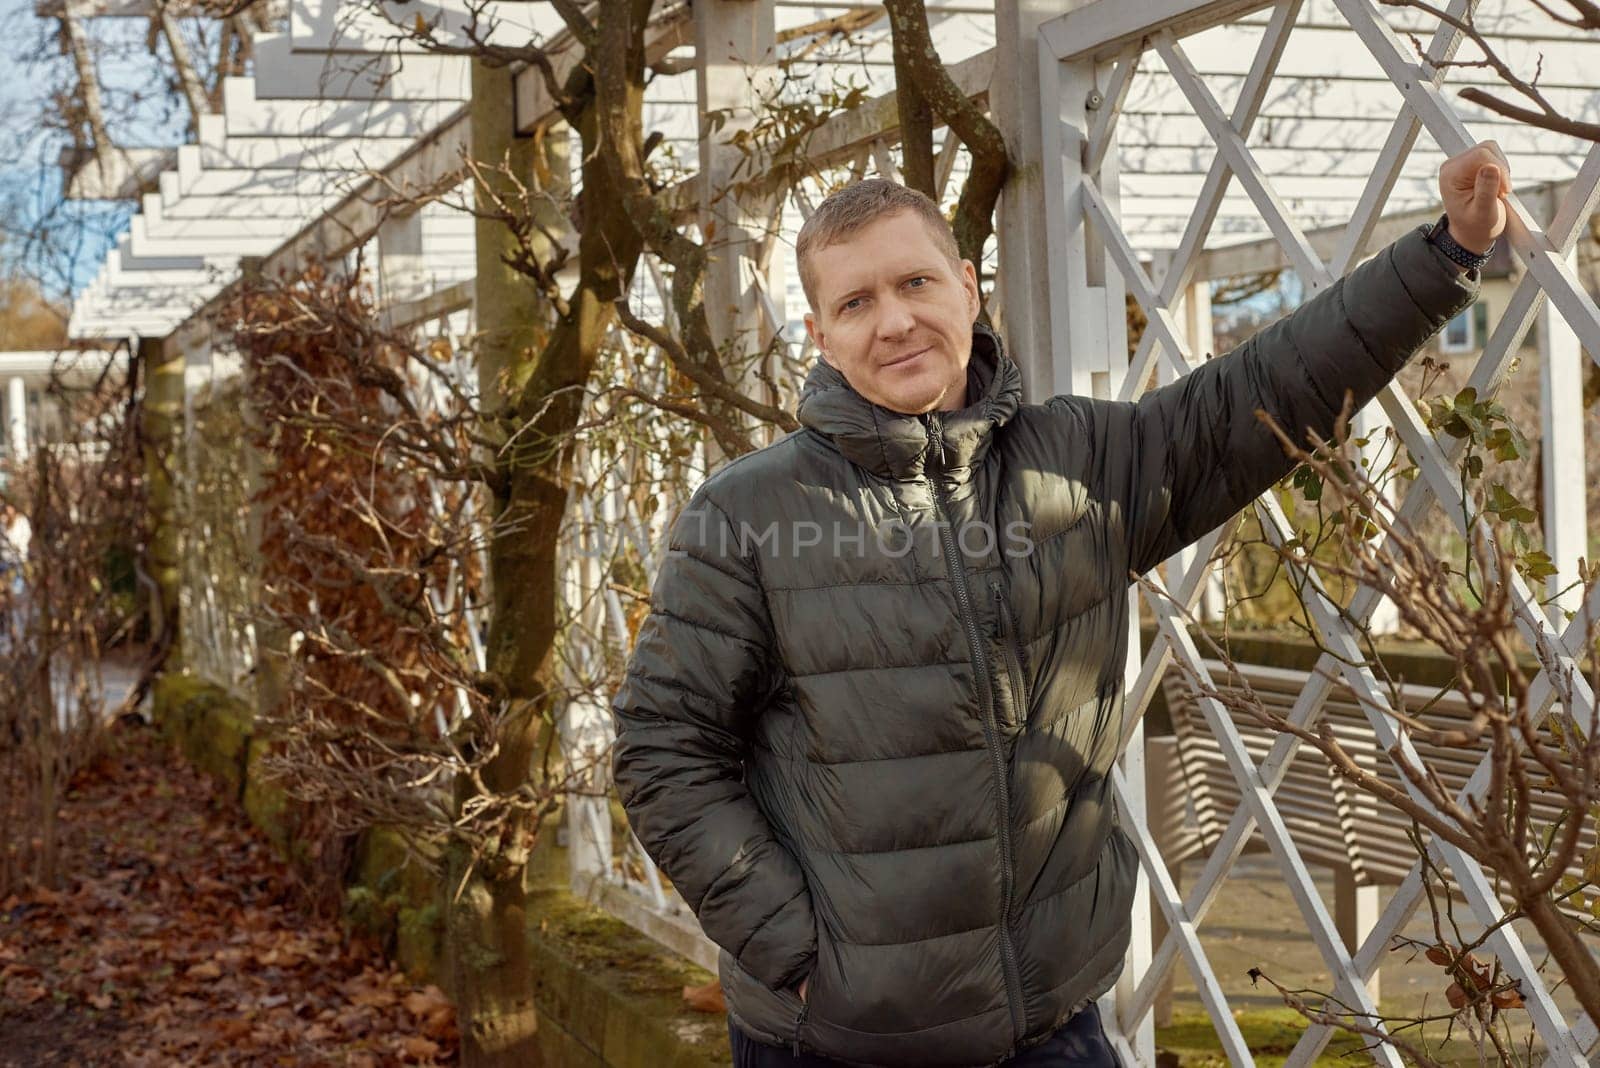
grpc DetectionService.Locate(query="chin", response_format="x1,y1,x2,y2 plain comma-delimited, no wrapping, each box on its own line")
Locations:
884,394,938,415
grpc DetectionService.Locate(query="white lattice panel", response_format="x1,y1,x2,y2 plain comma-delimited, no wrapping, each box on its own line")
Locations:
1038,0,1600,1063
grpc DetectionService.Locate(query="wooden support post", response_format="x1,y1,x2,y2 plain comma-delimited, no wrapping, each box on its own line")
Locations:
1334,867,1382,1004
1035,10,1148,1058
139,334,185,674
6,377,26,463
1354,402,1399,633
377,210,428,313
1144,734,1182,1029
695,0,782,457
472,61,552,429
236,255,287,727
1032,4,1128,402
1537,210,1586,624
991,0,1075,400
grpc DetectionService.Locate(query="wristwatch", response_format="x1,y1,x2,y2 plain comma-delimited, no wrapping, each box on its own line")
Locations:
1424,212,1494,271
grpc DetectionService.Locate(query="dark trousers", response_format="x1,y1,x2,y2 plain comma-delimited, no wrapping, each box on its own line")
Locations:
728,1003,1120,1067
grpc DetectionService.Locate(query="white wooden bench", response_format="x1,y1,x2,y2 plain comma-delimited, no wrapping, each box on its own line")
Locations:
1145,658,1596,1012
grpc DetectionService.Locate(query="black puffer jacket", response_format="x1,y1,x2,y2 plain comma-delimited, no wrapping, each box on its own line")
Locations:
611,227,1476,1066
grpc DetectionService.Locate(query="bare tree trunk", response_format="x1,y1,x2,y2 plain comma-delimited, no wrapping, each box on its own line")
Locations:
891,40,936,197
451,13,648,1056
152,0,210,137
882,0,1009,270
60,11,113,158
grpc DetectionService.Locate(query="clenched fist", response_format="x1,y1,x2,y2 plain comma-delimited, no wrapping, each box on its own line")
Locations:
1439,139,1513,255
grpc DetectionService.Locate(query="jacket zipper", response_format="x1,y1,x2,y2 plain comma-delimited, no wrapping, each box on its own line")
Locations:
792,996,810,1054
926,413,1026,1044
991,581,1028,725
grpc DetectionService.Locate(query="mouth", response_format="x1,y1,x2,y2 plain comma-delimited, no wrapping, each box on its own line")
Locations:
881,347,930,369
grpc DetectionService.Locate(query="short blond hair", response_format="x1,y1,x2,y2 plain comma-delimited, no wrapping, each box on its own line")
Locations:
796,179,961,312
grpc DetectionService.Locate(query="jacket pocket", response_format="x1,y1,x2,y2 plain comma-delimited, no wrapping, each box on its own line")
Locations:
719,948,812,1051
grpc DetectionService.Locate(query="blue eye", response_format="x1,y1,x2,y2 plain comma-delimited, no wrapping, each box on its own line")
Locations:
841,297,863,313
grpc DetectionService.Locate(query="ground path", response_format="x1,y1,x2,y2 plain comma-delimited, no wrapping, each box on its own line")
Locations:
0,716,457,1066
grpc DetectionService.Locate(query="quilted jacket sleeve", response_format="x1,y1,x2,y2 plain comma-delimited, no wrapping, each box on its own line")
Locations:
1066,225,1479,578
610,490,817,991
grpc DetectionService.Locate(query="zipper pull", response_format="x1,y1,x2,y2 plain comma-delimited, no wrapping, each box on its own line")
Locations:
792,997,810,1054
928,413,946,469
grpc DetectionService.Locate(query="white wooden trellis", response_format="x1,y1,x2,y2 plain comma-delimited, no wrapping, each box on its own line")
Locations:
1039,0,1600,1063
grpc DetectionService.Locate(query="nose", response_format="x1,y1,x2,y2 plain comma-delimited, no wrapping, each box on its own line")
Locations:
875,294,916,340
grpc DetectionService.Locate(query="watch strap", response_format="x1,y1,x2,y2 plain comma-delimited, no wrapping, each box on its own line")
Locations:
1425,212,1493,271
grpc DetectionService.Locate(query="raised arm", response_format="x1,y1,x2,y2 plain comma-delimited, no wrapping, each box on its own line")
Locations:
1052,224,1480,578
610,491,816,991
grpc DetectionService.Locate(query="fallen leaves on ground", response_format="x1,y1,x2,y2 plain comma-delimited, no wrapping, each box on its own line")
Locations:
0,719,458,1066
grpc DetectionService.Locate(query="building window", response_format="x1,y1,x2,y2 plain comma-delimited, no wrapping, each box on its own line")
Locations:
1440,304,1475,354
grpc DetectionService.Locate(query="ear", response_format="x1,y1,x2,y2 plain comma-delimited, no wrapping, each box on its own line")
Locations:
804,311,829,364
959,259,980,322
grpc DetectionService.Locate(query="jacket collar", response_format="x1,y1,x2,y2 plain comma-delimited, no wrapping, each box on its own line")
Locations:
795,322,1023,482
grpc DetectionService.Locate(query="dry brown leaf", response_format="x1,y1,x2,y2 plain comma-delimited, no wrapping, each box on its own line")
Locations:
402,985,452,1018
1463,952,1495,992
185,960,223,981
682,979,727,1014
348,984,401,1009
421,1008,458,1042
1491,986,1526,1009
400,1035,441,1061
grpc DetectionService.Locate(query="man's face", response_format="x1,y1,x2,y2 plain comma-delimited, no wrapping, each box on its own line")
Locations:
803,210,981,416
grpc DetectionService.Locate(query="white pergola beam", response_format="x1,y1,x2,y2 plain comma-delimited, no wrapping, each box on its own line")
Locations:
171,152,341,199
127,214,290,258
156,192,339,220
250,33,470,100
1042,0,1267,61
290,0,558,54
219,77,461,140
140,194,311,241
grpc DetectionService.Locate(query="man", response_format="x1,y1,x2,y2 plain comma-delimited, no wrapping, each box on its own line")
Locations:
612,143,1509,1067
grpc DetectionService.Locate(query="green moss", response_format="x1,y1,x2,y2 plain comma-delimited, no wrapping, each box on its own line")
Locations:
241,739,293,852
345,826,446,984
1155,1007,1542,1066
518,823,729,1067
153,671,253,800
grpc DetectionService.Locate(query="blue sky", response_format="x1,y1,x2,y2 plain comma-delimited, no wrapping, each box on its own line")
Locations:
0,0,187,298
